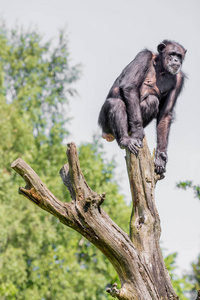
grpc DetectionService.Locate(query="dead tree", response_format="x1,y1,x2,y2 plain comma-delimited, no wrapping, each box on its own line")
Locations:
11,138,186,299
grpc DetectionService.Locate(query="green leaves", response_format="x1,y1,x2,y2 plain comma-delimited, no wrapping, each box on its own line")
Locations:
164,253,193,300
177,180,200,298
190,255,200,299
0,23,129,299
0,24,81,144
177,181,200,200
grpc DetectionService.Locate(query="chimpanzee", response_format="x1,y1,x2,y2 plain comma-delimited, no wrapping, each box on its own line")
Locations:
98,40,187,174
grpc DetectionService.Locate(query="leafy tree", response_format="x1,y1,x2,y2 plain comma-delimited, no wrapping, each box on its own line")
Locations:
0,23,130,299
189,256,200,299
177,181,200,200
177,181,200,299
164,252,193,300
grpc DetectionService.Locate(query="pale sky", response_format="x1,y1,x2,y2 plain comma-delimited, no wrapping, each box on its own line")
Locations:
1,0,200,276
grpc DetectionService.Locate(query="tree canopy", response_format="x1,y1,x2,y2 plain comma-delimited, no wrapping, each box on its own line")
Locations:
0,24,131,300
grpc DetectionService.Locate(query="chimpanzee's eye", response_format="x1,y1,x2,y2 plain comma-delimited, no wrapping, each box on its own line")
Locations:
169,52,182,61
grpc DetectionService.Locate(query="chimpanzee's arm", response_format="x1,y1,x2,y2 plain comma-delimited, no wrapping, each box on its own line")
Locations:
155,73,185,174
119,50,153,141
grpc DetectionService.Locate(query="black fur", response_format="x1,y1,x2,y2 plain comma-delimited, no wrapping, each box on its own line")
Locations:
98,40,186,174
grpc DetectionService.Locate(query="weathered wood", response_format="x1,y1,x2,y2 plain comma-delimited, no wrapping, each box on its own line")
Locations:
126,137,177,299
11,141,179,299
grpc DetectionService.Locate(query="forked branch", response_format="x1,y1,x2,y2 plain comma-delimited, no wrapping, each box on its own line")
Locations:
12,141,178,300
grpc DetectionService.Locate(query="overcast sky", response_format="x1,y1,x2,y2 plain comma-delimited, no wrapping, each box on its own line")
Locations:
1,0,200,276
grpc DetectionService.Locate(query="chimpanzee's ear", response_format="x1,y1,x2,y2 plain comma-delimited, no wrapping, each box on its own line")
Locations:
157,43,166,53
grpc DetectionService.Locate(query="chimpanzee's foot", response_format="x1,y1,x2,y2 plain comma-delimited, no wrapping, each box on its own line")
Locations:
102,132,115,142
119,137,142,155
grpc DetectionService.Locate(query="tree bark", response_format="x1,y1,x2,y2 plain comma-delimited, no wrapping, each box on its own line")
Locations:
11,139,178,300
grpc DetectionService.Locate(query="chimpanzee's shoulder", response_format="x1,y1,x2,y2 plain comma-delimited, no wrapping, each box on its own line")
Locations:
127,49,154,69
118,49,155,87
134,49,153,60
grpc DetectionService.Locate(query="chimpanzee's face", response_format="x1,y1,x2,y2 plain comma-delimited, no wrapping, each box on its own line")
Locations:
157,42,186,75
164,44,185,75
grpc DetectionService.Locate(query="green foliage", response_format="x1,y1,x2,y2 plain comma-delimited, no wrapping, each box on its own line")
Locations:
189,255,200,298
0,23,80,142
164,253,193,300
176,180,200,298
0,22,192,300
177,181,200,200
0,23,130,299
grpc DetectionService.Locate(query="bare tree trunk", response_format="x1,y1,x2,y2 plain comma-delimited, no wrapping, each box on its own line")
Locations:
11,139,178,300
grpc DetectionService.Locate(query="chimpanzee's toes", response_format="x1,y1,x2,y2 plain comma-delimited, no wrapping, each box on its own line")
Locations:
128,144,138,154
138,140,143,148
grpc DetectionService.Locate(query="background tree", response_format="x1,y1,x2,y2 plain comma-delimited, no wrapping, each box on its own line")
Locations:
177,181,200,200
0,24,130,300
164,253,193,300
0,23,194,299
190,256,200,300
177,181,200,300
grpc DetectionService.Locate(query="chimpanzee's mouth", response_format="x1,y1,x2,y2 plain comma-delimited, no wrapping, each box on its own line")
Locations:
168,65,181,75
172,65,179,70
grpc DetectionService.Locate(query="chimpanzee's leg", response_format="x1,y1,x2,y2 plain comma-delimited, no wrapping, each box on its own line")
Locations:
98,98,142,154
98,98,128,140
140,95,159,127
108,98,129,142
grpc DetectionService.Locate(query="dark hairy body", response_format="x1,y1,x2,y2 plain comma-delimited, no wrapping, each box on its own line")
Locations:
98,40,187,174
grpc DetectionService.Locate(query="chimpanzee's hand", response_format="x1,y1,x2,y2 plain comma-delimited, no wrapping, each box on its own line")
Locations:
154,150,168,174
119,137,143,155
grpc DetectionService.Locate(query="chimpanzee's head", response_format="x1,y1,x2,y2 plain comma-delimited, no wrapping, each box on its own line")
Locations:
157,40,187,75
